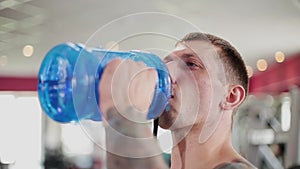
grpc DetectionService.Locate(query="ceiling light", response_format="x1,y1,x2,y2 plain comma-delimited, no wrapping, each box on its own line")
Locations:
23,45,34,57
246,65,253,78
275,51,285,63
0,55,8,66
256,59,268,72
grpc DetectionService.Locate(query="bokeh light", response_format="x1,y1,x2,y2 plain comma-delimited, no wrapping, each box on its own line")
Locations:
256,59,268,72
23,45,34,57
275,51,285,63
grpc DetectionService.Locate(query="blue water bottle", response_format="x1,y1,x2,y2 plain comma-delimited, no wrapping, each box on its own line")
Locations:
38,42,171,123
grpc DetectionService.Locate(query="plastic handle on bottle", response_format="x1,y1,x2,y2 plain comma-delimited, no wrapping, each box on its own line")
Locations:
38,42,171,123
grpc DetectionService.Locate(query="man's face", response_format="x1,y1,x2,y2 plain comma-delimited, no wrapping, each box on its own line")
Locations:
158,40,227,131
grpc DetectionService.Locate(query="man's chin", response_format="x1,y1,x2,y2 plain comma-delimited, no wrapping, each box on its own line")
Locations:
158,110,174,129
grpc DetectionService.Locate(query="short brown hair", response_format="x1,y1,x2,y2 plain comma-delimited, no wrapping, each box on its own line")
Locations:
180,32,249,95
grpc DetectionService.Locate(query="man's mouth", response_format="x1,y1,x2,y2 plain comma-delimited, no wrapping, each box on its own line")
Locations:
170,87,175,99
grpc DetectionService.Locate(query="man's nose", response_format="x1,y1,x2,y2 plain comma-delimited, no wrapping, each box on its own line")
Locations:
166,61,179,84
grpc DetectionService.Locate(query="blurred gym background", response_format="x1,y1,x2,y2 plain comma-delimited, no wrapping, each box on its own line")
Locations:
0,0,300,168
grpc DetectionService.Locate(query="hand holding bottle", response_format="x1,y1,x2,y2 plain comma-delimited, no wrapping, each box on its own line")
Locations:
99,58,158,120
99,59,168,169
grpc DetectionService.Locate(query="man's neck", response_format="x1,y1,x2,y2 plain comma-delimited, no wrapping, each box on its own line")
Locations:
169,112,240,169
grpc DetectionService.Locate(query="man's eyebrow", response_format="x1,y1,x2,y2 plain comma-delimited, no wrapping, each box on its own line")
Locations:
182,53,203,62
181,53,196,59
164,53,200,61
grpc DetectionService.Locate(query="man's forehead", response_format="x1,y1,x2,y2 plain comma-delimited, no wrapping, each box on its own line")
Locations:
173,41,217,59
175,41,216,55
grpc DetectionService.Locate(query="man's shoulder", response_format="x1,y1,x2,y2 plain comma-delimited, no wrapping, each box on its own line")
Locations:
214,160,257,169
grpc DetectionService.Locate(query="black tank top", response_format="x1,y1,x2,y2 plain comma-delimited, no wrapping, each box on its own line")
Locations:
214,159,257,169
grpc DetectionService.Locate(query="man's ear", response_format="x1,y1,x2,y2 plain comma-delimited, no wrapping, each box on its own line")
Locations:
221,85,246,110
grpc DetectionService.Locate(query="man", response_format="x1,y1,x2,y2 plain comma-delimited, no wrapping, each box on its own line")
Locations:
99,32,256,169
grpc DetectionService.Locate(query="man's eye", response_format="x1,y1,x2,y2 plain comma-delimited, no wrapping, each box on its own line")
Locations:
186,62,198,68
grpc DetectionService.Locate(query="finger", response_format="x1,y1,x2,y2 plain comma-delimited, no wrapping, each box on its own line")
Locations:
128,67,157,113
99,58,123,118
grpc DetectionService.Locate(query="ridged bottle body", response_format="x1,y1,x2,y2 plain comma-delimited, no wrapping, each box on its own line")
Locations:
38,43,171,123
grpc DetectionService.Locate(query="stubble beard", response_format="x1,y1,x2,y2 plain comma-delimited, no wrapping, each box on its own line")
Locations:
158,107,177,130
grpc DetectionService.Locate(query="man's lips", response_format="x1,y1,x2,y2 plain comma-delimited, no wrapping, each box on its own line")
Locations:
170,86,176,99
